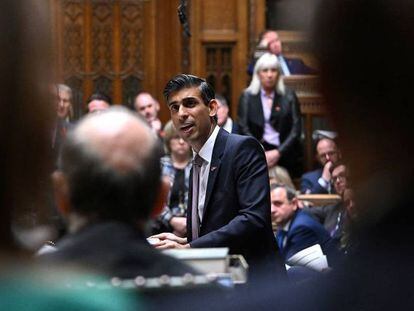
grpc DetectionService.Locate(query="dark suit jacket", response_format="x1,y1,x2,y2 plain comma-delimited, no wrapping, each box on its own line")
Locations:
279,210,333,262
247,55,317,76
237,88,303,177
187,128,285,278
300,168,329,194
304,202,345,239
40,222,196,278
282,56,317,75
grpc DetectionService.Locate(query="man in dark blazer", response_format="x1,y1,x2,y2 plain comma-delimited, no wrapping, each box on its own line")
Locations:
215,93,240,134
301,137,341,194
271,184,335,270
153,74,285,279
40,107,196,279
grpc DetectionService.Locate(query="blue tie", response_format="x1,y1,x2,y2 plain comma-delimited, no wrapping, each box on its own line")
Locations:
276,230,287,251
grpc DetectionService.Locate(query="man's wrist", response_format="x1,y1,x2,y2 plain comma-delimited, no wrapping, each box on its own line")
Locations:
318,177,330,189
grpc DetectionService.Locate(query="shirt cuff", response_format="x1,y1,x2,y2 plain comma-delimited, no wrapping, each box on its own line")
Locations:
318,177,330,190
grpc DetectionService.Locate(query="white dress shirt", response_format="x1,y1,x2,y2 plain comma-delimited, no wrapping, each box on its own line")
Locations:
193,125,220,222
222,117,233,133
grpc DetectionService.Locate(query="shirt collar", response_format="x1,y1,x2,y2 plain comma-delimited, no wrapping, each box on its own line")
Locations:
193,125,220,164
260,88,275,99
281,219,292,232
222,117,233,133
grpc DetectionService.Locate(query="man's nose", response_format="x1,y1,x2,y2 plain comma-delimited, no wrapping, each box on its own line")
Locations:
177,105,188,118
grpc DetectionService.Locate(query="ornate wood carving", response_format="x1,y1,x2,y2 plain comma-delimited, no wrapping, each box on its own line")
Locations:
62,0,84,76
120,2,144,73
205,44,233,110
91,1,113,74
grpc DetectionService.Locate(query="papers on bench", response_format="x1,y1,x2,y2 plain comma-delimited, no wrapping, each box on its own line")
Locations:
286,244,329,272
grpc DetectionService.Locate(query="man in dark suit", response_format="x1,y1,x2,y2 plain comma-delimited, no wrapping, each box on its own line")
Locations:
304,163,354,243
40,107,196,279
248,30,317,76
215,94,240,134
301,137,341,194
153,74,285,279
271,184,334,269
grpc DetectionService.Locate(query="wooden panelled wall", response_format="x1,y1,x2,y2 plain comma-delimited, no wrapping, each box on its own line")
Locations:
51,0,265,121
51,0,324,170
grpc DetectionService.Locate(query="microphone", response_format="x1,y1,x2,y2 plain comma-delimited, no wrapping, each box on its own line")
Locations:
178,0,191,37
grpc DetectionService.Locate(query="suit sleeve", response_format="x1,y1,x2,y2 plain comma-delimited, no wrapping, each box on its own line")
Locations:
285,225,322,260
189,137,271,250
278,90,302,155
301,173,329,194
237,91,253,137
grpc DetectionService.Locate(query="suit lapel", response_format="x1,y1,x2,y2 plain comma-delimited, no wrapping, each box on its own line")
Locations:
250,93,265,127
202,128,228,220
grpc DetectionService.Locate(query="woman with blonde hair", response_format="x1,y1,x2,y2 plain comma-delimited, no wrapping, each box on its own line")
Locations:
238,52,303,178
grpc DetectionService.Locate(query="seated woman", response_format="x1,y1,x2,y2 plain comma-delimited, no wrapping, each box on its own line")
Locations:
151,120,192,237
238,52,303,178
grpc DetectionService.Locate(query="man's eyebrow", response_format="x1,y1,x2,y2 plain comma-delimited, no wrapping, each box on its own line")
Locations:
168,97,198,106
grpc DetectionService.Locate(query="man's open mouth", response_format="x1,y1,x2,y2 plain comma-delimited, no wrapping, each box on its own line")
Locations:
180,123,194,133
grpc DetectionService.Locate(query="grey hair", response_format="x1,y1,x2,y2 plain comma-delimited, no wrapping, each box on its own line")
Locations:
270,183,297,202
57,84,73,99
246,53,285,95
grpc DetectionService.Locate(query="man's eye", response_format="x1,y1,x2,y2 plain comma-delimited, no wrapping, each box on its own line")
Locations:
184,100,196,107
169,104,179,112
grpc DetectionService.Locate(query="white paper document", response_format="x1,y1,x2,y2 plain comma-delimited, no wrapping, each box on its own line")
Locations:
286,244,329,272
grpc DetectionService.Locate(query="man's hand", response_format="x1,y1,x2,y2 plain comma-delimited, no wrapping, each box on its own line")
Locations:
150,119,162,133
321,161,333,182
265,149,280,168
169,216,187,237
149,232,189,249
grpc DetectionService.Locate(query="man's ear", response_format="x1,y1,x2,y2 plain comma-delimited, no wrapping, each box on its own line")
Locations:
51,171,71,217
208,99,218,117
151,176,170,219
292,198,299,211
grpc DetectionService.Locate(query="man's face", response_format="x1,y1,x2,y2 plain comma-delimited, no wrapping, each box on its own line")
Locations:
332,165,348,196
216,101,229,127
169,135,191,158
57,90,71,119
168,86,217,152
88,100,110,113
267,33,282,55
316,139,340,166
270,187,297,226
134,94,159,123
258,68,279,91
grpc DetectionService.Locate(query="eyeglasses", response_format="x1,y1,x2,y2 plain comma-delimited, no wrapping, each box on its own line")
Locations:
332,174,346,183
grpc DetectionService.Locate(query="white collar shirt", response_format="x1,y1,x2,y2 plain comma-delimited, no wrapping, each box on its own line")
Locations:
193,125,220,222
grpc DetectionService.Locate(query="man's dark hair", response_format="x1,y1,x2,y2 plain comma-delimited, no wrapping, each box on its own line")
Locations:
215,94,228,108
60,111,163,223
270,183,297,202
163,74,217,122
86,92,112,105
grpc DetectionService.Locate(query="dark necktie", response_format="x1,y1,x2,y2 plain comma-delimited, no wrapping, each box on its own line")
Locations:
276,229,287,251
191,154,204,240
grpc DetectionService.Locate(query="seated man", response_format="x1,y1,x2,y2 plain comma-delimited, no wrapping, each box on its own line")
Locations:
301,137,341,194
304,163,355,245
271,183,335,271
248,30,317,76
39,107,196,279
215,94,239,134
134,92,163,137
86,92,112,114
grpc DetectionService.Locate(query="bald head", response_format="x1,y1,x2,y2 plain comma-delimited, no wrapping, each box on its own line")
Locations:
60,107,162,222
74,107,155,174
134,92,159,123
